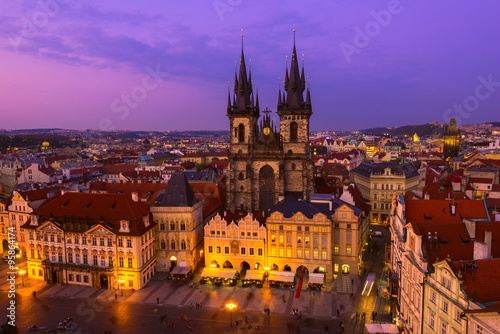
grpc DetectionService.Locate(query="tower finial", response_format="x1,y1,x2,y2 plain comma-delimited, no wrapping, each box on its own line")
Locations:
241,28,244,49
293,24,296,46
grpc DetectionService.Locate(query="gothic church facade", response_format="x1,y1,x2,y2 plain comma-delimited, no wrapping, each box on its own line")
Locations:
226,37,315,212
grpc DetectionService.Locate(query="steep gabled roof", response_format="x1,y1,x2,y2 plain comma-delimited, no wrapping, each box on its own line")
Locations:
157,172,197,207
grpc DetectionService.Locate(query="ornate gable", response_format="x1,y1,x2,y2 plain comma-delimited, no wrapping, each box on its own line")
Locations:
86,225,115,236
39,220,63,233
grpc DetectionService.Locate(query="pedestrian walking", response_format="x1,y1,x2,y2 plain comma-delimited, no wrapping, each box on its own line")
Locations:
324,324,329,332
114,293,117,301
33,291,37,298
351,278,354,285
372,311,375,320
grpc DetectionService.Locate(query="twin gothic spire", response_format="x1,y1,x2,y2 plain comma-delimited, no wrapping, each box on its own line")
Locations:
228,30,310,115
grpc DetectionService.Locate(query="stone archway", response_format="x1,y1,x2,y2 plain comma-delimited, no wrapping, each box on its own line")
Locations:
259,165,275,211
210,260,220,268
223,261,233,268
100,274,109,289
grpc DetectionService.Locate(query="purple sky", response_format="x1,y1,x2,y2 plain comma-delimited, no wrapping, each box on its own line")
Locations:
1,1,499,131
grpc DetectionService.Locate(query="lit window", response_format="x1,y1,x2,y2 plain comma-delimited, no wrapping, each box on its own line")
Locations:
297,250,302,258
286,249,291,258
279,249,284,257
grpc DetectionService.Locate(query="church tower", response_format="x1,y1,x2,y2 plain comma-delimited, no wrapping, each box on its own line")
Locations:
443,117,460,161
277,31,314,197
226,33,314,213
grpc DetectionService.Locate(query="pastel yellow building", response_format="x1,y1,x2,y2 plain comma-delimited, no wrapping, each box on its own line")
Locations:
22,192,156,290
204,212,266,270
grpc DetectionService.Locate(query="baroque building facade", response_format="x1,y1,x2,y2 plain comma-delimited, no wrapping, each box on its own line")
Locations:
225,36,314,213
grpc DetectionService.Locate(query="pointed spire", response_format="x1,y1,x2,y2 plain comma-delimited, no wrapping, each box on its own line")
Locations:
300,55,306,92
256,87,260,110
285,27,304,108
306,86,311,106
278,80,282,105
227,83,231,109
234,61,238,94
234,29,251,111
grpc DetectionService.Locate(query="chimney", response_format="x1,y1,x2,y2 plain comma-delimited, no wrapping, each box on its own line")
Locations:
329,200,332,211
61,189,65,195
131,191,139,202
424,192,430,200
485,231,492,259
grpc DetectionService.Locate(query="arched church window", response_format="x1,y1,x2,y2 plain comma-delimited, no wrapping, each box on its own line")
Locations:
238,124,245,142
238,172,244,180
234,127,238,138
170,240,175,250
292,163,296,170
181,240,186,250
240,186,244,191
160,240,165,249
290,122,298,140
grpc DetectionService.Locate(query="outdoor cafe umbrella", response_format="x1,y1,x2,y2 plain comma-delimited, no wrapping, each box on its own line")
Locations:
365,323,399,333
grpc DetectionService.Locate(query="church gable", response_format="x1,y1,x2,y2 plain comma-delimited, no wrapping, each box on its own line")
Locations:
86,224,115,236
38,220,63,233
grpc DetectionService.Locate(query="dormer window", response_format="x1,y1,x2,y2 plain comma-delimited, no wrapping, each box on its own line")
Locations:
119,220,130,233
142,215,150,227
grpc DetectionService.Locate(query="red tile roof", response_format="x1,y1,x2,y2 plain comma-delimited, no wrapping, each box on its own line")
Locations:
89,181,167,205
100,164,138,175
451,259,500,304
406,199,488,225
25,192,154,236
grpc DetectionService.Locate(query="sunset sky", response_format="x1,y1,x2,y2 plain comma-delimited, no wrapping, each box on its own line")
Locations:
1,1,499,131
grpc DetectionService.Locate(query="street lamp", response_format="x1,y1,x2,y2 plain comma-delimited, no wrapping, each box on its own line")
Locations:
19,270,26,286
118,279,125,296
225,302,237,328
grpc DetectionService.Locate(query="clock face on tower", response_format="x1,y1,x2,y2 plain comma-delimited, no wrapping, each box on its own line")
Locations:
263,127,270,136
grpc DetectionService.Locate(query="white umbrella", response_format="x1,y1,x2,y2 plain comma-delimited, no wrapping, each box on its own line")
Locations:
365,323,399,333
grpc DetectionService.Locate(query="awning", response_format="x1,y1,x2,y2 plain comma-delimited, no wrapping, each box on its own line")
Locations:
171,266,190,275
308,273,325,284
365,323,399,333
219,268,238,279
268,271,295,283
244,270,264,281
201,267,219,278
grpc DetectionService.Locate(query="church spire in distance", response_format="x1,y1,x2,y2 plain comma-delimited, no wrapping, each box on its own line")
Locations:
284,27,305,109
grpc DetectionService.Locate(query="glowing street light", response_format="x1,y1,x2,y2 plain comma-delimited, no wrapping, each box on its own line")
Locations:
225,302,237,327
118,279,125,296
19,270,26,286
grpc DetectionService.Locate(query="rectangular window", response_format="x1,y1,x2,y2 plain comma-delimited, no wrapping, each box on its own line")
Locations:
305,236,310,244
322,251,327,260
93,255,98,266
83,254,88,264
129,280,134,288
82,236,87,245
208,245,213,253
92,237,97,246
38,269,43,276
216,246,221,254
241,247,246,255
321,227,327,233
455,311,461,323
313,226,318,232
429,313,435,329
279,249,284,257
346,224,351,229
286,235,291,243
74,236,79,244
68,253,73,263
107,238,112,247
100,256,105,267
305,250,310,258
334,264,339,272
119,257,124,267
334,233,339,242
313,250,319,259
279,225,283,231
109,256,113,267
297,249,302,258
322,237,327,246
287,249,291,257
271,248,276,256
477,325,483,334
346,234,352,243
347,247,352,256
286,225,292,231
297,236,302,244
58,253,63,263
84,276,89,283
30,249,35,258
271,235,276,242
76,253,80,264
118,238,123,247
305,226,309,232
334,246,339,255
224,246,229,254
76,275,81,282
297,226,302,232
67,236,72,244
279,235,284,243
127,239,132,248
313,237,318,245
128,258,133,268
249,248,254,256
443,301,448,314
441,323,447,334
50,234,54,242
431,291,436,303
258,248,263,256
